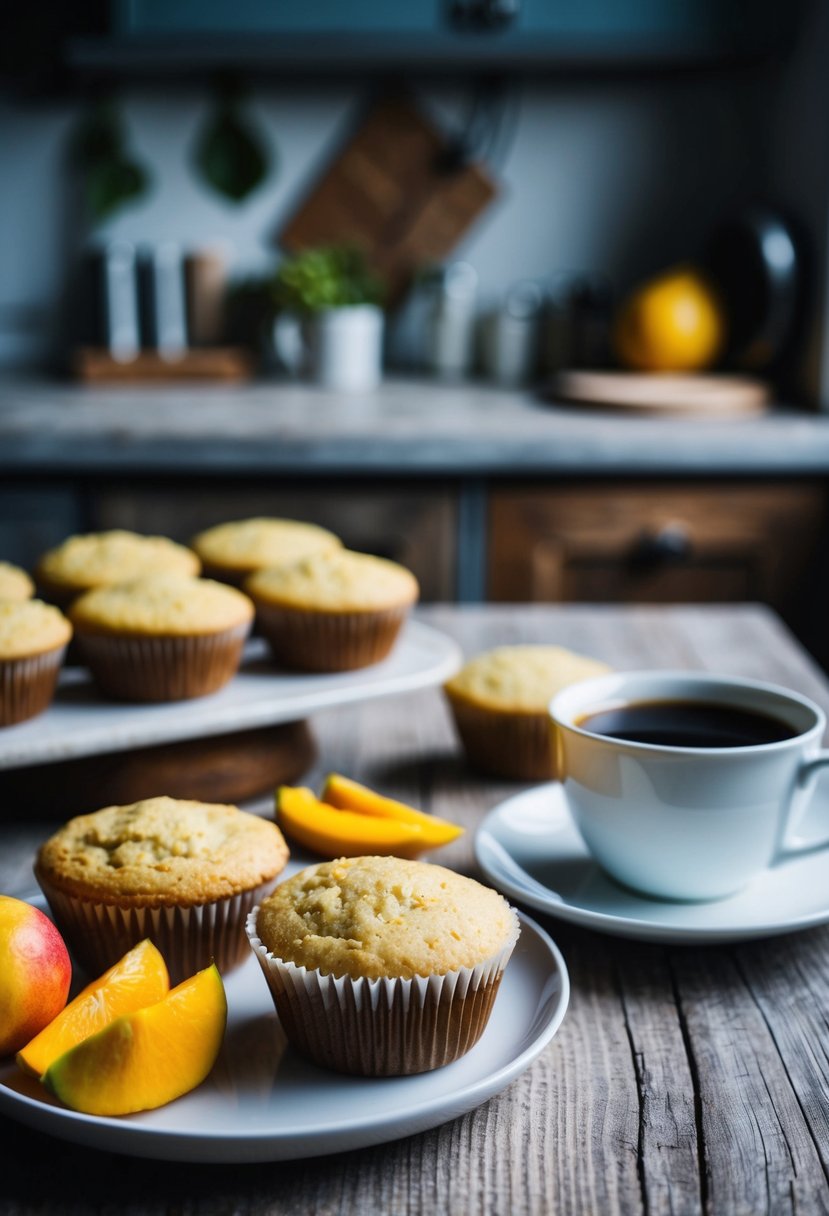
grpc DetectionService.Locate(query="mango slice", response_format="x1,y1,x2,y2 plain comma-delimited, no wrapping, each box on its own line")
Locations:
42,963,227,1117
321,774,464,848
17,940,169,1079
276,786,433,859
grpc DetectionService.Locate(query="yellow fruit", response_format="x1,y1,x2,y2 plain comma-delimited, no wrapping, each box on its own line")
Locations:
321,774,464,849
17,939,169,1078
614,266,725,372
42,964,226,1117
276,786,429,858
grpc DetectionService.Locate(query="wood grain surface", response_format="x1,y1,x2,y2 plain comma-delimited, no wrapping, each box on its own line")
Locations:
2,604,829,1215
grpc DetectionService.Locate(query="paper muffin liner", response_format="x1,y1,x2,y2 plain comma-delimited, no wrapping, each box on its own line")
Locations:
0,644,66,727
253,602,409,672
446,695,557,781
36,872,278,985
75,621,250,702
246,905,521,1077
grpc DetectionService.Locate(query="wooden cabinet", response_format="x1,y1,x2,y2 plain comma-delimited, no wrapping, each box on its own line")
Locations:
90,481,458,602
488,482,828,617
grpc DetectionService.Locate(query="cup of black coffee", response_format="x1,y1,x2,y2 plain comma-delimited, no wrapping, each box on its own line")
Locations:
550,671,829,901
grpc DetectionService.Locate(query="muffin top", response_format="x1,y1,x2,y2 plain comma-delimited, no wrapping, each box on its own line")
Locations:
255,856,517,981
246,550,419,614
0,599,72,659
191,518,341,577
0,561,34,602
445,644,610,714
69,574,254,637
36,531,200,597
36,796,290,906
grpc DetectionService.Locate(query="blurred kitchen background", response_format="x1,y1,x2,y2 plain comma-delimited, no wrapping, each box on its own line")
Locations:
5,0,829,663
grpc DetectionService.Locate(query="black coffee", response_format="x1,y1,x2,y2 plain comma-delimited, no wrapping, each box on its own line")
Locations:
576,700,797,748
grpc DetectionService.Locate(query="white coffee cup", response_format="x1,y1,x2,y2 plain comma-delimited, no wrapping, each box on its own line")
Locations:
550,671,829,902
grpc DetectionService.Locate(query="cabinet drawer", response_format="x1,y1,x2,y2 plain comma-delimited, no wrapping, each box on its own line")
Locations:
488,482,827,610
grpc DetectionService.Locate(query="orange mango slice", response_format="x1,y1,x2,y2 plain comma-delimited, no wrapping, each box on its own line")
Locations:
276,786,434,859
17,939,169,1079
321,773,464,849
42,963,227,1117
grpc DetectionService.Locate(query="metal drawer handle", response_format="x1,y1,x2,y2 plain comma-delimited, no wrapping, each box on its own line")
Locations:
630,523,693,568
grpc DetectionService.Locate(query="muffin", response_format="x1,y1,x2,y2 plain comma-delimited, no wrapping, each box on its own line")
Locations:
444,644,611,780
245,549,419,672
36,796,290,983
0,600,71,726
69,574,253,701
36,530,200,607
246,855,519,1076
0,561,34,602
190,518,342,587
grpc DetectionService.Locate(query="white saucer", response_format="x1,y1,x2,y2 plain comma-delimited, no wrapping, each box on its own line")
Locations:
475,783,829,944
0,909,568,1163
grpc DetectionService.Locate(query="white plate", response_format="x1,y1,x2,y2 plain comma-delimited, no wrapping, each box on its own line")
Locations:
0,905,568,1163
476,783,829,944
0,620,461,770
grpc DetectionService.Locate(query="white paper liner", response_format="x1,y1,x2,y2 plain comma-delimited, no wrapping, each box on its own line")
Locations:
77,621,250,701
245,904,521,1076
36,874,278,985
0,644,66,726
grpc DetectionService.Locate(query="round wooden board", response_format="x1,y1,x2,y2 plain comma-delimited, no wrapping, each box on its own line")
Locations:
0,720,315,819
549,371,771,416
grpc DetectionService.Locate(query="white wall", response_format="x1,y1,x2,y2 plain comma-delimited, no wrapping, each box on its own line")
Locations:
0,70,771,368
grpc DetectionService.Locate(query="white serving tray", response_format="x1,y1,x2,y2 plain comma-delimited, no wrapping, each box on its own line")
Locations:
0,620,461,771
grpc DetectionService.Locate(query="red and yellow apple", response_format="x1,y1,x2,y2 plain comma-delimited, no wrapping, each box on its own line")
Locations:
0,895,71,1056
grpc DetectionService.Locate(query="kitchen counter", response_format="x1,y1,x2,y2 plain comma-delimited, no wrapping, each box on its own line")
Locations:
4,376,829,475
2,603,829,1215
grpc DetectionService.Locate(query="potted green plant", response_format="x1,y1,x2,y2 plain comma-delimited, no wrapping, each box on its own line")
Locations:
271,247,385,391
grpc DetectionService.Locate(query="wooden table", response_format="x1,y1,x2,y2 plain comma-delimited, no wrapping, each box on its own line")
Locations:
3,604,829,1216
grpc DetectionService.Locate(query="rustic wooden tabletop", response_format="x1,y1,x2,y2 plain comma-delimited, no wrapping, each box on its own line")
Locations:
2,604,829,1216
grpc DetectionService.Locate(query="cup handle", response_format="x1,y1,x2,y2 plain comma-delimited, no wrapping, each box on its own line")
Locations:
775,750,829,862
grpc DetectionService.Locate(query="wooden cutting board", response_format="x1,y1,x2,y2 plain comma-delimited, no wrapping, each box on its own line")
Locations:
279,97,498,304
549,371,771,416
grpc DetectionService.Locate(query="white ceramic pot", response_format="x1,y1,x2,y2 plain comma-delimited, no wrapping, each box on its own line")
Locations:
273,305,384,391
308,305,383,391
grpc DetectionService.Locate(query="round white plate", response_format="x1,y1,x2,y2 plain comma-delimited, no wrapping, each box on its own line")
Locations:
0,910,568,1163
476,783,829,944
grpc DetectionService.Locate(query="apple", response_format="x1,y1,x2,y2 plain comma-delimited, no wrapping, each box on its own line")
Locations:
0,895,71,1056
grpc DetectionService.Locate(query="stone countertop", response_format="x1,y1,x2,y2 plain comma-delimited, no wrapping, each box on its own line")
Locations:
3,376,829,476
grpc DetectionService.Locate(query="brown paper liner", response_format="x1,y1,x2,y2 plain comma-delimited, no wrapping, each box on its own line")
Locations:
446,695,557,781
75,621,250,701
36,872,277,985
246,906,520,1077
252,602,409,672
0,644,66,726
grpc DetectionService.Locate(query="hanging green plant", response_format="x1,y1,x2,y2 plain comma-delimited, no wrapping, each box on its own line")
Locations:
68,100,150,224
193,81,271,204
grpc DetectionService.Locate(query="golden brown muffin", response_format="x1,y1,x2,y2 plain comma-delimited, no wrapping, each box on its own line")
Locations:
69,574,254,702
247,856,519,1076
191,517,341,586
245,550,419,672
444,644,611,781
0,561,34,602
37,796,289,982
36,530,200,606
0,599,72,726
